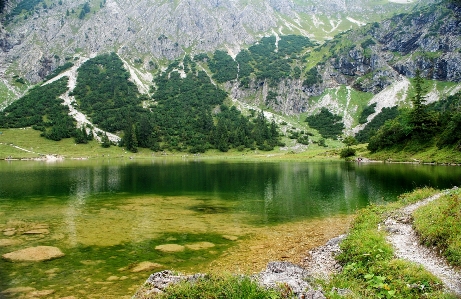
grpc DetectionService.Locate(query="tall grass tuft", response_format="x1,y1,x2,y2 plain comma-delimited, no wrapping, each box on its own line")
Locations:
153,274,282,299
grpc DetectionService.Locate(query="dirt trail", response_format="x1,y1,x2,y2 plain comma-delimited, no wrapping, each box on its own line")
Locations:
385,190,461,296
304,189,461,297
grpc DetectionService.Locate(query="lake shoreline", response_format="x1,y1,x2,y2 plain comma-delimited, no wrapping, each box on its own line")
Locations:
134,188,461,298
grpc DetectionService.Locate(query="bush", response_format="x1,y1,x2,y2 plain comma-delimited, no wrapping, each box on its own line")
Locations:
340,147,356,158
305,108,344,140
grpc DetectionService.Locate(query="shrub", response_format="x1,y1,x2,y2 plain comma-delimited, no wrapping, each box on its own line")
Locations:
340,147,356,158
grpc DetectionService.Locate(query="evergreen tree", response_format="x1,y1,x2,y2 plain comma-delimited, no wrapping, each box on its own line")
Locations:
101,133,111,148
409,69,436,139
123,123,138,153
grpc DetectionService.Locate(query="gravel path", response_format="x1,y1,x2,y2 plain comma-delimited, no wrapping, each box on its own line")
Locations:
384,191,461,296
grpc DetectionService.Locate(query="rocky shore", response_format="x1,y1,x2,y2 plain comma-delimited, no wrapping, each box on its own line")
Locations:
134,236,345,299
134,190,461,298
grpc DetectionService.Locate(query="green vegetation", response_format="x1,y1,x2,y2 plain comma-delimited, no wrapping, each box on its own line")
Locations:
0,78,76,141
234,35,315,87
358,103,377,124
44,62,74,80
414,189,461,267
324,188,455,299
208,50,238,83
6,0,42,20
356,106,399,143
79,2,91,19
340,136,357,158
0,0,7,13
367,71,461,153
143,275,284,299
305,108,344,140
150,58,282,153
71,52,142,133
302,67,322,87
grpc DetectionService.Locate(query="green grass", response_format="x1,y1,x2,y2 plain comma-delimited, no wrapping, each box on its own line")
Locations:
365,143,461,164
136,275,283,299
0,127,344,162
414,189,461,267
323,187,456,299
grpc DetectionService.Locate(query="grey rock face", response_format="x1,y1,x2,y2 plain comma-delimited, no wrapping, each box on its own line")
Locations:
0,0,433,84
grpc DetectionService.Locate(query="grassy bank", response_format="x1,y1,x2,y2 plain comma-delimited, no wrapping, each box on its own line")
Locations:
1,128,461,164
414,188,461,268
323,187,460,299
136,275,284,299
364,145,461,164
0,127,342,162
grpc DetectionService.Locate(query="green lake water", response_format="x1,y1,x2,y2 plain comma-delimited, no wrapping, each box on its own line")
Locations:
0,160,460,298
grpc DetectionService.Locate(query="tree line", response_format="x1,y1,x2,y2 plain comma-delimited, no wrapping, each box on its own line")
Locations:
367,71,461,152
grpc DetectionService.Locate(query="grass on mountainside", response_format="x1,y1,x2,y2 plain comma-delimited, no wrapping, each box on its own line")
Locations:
414,188,461,267
365,144,461,164
0,127,131,159
0,127,344,161
322,187,458,299
136,275,284,299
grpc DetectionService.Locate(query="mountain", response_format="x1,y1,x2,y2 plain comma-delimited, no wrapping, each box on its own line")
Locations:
1,0,461,154
0,0,431,85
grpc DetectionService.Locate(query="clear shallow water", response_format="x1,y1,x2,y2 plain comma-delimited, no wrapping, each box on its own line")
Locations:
0,160,460,298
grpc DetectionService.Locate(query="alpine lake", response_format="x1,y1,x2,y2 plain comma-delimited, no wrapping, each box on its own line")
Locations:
1,159,460,298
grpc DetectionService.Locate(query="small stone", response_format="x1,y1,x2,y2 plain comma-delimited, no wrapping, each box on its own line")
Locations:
222,235,239,241
3,229,16,236
23,229,50,235
107,276,119,281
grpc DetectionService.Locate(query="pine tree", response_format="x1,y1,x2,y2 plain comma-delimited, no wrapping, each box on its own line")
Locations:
101,133,111,148
409,69,434,137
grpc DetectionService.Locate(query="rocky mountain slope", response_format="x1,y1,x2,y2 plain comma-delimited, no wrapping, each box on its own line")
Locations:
2,0,461,147
0,0,431,86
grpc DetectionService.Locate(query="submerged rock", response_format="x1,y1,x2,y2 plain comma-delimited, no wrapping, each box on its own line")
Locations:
155,244,185,252
2,246,65,262
185,242,215,250
222,235,239,241
0,239,22,247
130,261,164,273
23,229,50,235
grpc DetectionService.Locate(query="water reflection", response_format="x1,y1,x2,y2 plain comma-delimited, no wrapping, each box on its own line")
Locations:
1,160,461,298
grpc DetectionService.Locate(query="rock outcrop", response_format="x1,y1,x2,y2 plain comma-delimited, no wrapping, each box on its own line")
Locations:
0,0,432,85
